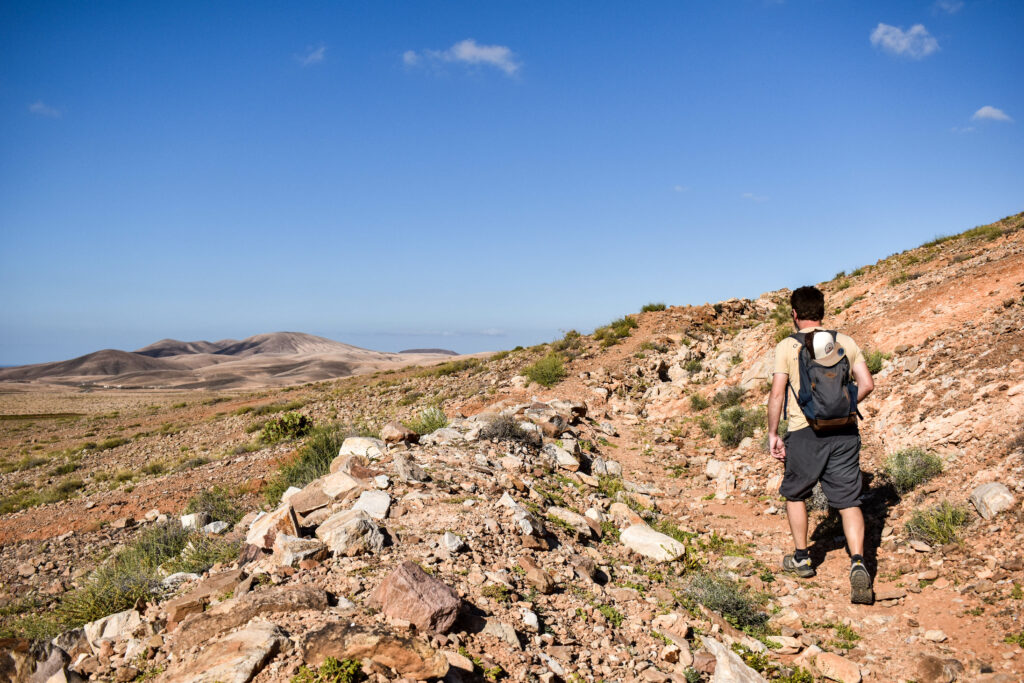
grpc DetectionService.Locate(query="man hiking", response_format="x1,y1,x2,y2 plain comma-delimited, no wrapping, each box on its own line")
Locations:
767,286,875,604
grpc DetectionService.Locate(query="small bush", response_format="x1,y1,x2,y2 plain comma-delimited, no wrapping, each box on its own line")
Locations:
906,501,970,546
689,394,710,411
684,571,768,632
396,390,423,407
251,400,306,416
889,271,921,286
716,407,764,447
420,358,482,377
865,349,890,374
479,416,533,445
641,302,667,312
404,407,448,435
524,353,566,387
684,358,703,373
884,447,943,494
713,386,746,409
186,487,243,524
97,437,129,451
259,412,312,444
551,330,584,358
0,455,49,473
481,584,512,603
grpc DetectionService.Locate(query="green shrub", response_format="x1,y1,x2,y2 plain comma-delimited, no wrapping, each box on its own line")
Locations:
716,407,764,447
551,330,584,357
593,316,639,346
292,657,366,683
97,437,129,451
865,349,890,374
641,302,667,312
689,394,710,411
263,423,350,505
251,400,306,416
684,358,703,373
186,487,243,524
906,501,970,546
684,571,768,632
404,407,448,435
419,358,482,377
524,353,566,387
596,603,624,627
0,455,48,473
259,412,312,444
396,390,423,406
889,271,921,286
0,477,84,514
884,447,943,494
713,386,746,409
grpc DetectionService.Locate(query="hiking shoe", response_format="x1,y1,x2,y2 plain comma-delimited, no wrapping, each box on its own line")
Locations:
782,553,815,578
850,560,873,605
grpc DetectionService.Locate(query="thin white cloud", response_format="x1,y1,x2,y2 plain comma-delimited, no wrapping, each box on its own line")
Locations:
950,125,975,134
972,105,1013,123
404,39,521,77
673,185,690,193
870,23,939,59
298,44,326,67
28,101,60,118
742,192,769,203
934,0,964,14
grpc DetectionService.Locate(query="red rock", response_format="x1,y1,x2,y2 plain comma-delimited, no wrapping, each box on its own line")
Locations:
371,561,462,633
302,622,448,680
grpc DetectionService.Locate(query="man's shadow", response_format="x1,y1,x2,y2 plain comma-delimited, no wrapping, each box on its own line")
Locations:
807,471,899,578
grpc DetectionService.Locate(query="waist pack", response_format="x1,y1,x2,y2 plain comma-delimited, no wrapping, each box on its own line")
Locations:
784,330,861,432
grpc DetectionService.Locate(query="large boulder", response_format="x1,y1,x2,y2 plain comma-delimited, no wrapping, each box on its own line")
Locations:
381,422,419,444
393,453,429,483
371,561,462,633
351,490,392,520
82,609,143,655
272,534,328,567
969,482,1016,519
620,524,686,563
333,437,386,465
164,620,286,683
302,622,447,680
315,509,384,556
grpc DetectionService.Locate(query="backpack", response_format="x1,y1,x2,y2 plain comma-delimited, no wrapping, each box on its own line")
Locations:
784,330,861,432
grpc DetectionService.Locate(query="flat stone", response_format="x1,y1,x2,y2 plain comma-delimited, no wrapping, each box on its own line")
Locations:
371,561,462,633
546,506,593,538
302,621,447,680
202,521,230,535
441,532,466,554
482,618,521,649
814,651,862,683
620,524,687,562
82,609,143,654
393,453,429,483
970,482,1016,519
175,585,328,650
701,636,768,682
351,490,392,520
923,629,947,642
163,620,286,683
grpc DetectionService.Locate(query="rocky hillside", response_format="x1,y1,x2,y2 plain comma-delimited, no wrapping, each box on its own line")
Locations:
0,212,1022,683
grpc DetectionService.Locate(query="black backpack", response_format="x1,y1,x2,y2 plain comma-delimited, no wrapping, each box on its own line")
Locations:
784,330,861,432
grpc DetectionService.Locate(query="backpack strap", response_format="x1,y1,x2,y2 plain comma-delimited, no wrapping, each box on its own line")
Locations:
782,332,806,420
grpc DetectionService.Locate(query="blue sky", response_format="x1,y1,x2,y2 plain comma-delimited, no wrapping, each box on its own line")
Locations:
2,1,1022,364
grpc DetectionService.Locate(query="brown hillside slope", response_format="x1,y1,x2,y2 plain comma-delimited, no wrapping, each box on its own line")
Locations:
0,212,1021,682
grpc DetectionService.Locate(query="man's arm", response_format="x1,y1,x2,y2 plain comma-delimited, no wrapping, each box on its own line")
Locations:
852,361,874,402
767,373,789,460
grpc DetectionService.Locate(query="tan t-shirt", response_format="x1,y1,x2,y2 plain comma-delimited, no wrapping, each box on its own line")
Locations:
773,326,865,433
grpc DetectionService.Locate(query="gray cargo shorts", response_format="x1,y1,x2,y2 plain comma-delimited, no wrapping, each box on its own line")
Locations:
779,426,862,509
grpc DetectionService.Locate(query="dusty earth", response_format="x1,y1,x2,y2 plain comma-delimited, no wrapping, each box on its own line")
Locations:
1,212,1022,683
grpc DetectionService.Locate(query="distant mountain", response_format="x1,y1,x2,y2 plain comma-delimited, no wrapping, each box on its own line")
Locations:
399,348,458,356
135,339,229,358
0,332,461,390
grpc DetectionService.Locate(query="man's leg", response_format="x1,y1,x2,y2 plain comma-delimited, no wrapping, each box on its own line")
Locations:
838,506,865,556
786,500,809,549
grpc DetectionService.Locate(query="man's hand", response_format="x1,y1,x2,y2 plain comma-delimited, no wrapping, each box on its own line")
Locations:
767,372,789,461
768,432,786,461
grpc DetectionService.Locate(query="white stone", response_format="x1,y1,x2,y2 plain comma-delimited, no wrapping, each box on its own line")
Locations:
620,524,686,563
315,509,384,556
180,512,209,530
83,609,143,655
337,436,386,460
522,609,540,632
970,482,1016,519
202,521,230,535
280,486,302,503
373,474,390,489
441,532,466,553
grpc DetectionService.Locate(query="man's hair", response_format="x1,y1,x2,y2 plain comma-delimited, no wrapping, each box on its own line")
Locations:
791,286,825,321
